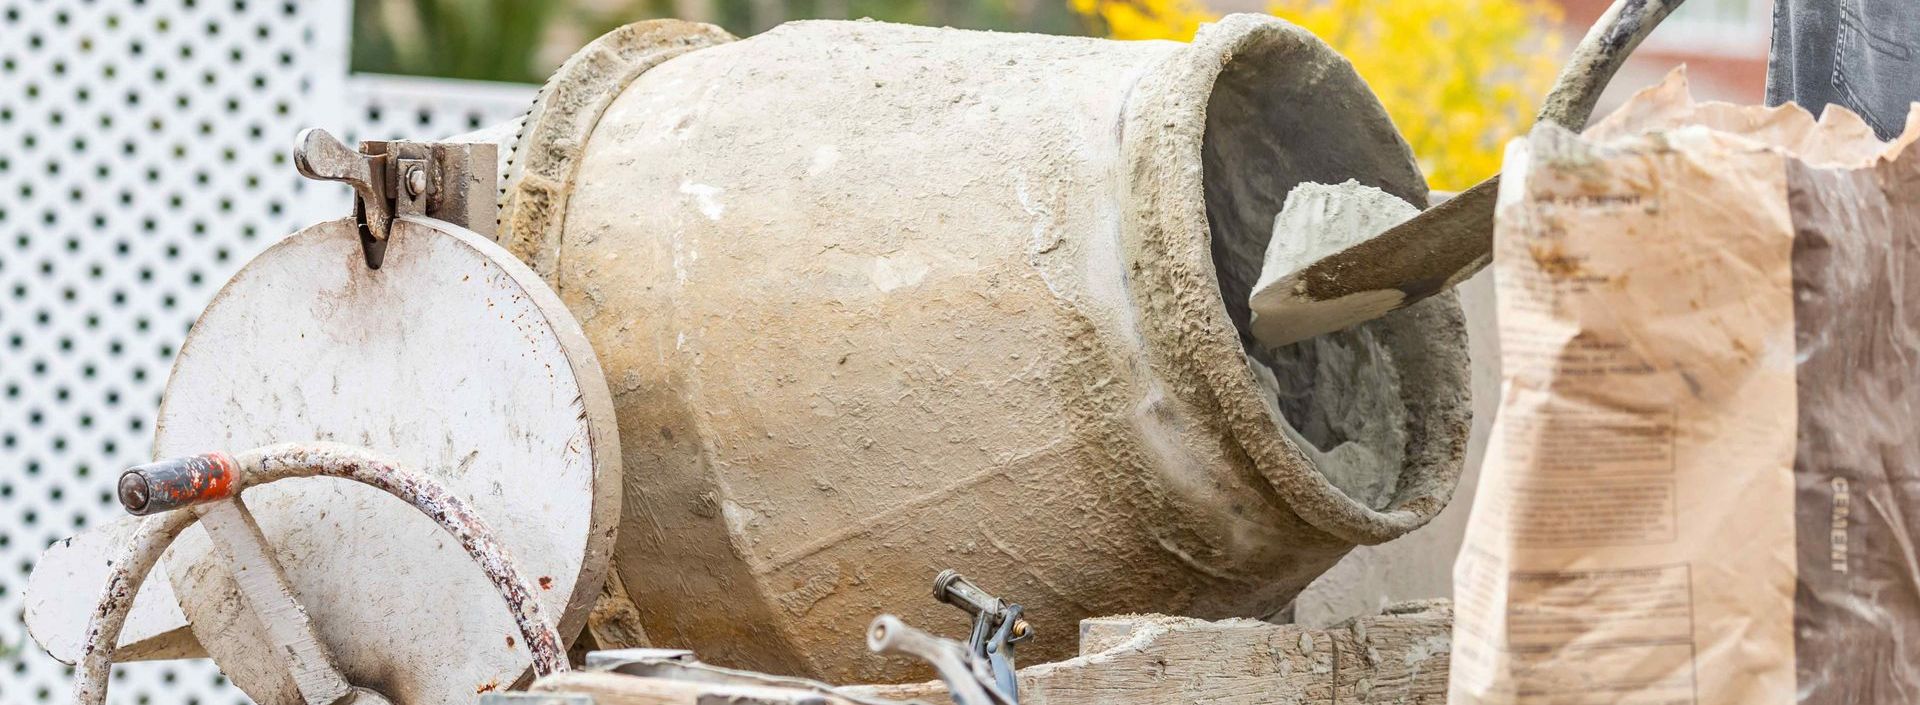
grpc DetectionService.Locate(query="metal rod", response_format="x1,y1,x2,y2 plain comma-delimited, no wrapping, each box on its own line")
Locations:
238,443,571,677
118,452,238,515
194,499,358,705
73,511,199,705
934,569,1003,619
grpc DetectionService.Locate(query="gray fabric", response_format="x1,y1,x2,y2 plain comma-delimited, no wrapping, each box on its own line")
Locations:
1768,0,1920,139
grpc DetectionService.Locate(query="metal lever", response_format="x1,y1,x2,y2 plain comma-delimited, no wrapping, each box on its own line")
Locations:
292,128,499,270
294,128,393,269
867,615,1011,705
934,570,1030,701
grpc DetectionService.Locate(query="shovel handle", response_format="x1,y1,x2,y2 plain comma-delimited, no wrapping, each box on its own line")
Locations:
1539,0,1689,131
1272,0,1690,345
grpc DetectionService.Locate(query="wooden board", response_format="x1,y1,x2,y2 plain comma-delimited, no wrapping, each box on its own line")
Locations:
153,216,620,705
528,671,882,705
846,601,1453,704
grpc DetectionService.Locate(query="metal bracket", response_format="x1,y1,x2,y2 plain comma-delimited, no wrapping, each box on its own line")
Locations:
293,128,497,269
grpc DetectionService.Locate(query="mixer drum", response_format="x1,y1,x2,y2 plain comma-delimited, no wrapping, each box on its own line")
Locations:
501,15,1470,682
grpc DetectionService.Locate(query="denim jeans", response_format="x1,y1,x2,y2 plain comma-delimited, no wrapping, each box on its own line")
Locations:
1769,0,1920,139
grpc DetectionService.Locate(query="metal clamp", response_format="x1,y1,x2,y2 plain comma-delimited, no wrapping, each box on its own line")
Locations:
293,128,497,269
862,571,1029,705
934,570,1030,701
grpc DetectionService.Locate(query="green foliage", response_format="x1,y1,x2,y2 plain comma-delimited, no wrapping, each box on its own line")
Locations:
352,0,563,83
351,0,1093,83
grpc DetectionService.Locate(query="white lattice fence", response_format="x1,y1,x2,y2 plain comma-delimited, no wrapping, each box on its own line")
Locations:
0,2,535,702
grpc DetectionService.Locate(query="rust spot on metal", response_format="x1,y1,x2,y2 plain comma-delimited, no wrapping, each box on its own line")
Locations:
119,452,237,515
506,635,516,649
538,576,553,590
476,679,500,693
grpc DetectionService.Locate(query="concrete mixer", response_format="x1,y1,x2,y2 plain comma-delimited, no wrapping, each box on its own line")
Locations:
23,13,1487,705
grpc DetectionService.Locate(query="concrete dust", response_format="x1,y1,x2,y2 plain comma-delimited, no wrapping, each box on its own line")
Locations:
1245,330,1408,510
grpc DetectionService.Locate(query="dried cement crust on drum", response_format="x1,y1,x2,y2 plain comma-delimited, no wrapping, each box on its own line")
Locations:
501,20,737,278
544,15,1470,681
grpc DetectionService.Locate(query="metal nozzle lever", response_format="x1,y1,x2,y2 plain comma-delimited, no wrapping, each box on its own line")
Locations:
937,570,1031,635
931,570,1030,702
934,569,1002,617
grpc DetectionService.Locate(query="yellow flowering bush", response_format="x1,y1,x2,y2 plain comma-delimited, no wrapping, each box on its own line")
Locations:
1070,0,1562,190
1068,0,1213,40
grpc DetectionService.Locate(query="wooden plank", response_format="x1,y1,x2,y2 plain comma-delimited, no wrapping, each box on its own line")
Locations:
530,670,881,705
847,601,1453,705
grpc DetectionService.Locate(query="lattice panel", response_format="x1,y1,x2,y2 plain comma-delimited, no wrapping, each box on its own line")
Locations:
344,73,533,143
0,2,534,703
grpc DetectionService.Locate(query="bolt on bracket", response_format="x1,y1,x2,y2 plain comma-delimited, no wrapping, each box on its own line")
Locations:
293,128,498,268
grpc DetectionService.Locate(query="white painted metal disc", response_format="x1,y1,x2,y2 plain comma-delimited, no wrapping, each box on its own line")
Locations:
153,216,620,705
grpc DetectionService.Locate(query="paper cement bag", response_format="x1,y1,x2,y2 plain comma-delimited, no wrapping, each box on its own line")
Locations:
1450,70,1920,705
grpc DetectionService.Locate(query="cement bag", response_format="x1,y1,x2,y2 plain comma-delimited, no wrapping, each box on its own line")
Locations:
1450,70,1920,705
